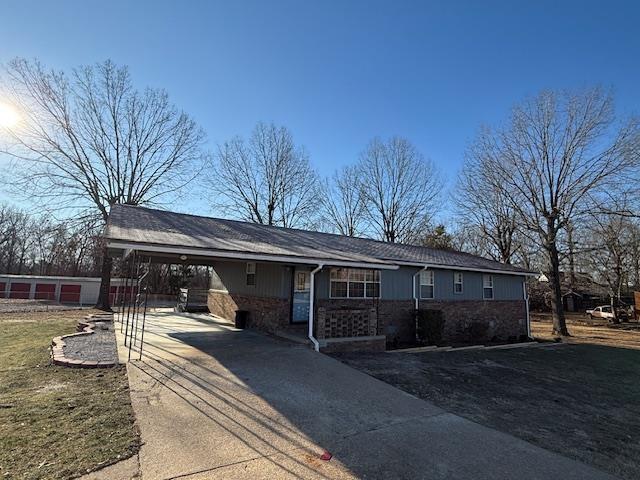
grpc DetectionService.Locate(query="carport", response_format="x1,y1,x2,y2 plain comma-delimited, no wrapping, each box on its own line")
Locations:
105,204,395,360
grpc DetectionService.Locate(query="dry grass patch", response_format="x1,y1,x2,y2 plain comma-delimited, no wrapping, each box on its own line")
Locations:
0,309,139,480
531,316,640,350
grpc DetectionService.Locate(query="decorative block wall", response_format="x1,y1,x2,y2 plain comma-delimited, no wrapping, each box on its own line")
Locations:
316,307,377,339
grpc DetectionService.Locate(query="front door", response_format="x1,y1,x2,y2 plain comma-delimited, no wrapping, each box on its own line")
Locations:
292,268,311,323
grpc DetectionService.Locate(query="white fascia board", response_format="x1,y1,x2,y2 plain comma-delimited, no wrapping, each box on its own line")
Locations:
394,261,537,277
106,240,399,270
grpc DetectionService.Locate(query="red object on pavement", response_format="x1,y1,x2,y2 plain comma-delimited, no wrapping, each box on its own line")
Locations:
320,451,332,461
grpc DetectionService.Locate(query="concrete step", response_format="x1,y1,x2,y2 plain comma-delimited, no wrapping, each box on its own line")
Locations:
273,329,312,346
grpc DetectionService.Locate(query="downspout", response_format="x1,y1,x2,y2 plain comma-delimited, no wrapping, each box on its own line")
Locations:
413,265,429,310
523,278,532,339
308,264,324,352
413,265,429,343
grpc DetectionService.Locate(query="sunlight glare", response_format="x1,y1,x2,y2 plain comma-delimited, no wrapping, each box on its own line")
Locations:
0,102,20,128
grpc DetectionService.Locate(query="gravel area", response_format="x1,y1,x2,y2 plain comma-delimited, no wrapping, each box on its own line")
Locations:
63,320,118,363
0,298,86,313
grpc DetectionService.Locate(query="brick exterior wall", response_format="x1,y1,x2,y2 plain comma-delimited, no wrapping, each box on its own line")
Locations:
208,290,291,332
419,300,528,344
209,291,527,347
316,298,528,346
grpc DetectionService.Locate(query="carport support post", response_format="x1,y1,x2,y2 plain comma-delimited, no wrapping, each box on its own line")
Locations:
138,259,151,360
128,253,142,361
124,251,136,347
120,261,130,333
132,255,148,348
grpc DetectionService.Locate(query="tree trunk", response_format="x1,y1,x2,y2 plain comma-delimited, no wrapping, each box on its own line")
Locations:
546,236,569,336
567,222,576,288
95,245,112,311
610,295,619,324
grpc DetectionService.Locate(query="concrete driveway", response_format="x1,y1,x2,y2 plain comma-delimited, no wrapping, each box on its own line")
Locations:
120,311,614,480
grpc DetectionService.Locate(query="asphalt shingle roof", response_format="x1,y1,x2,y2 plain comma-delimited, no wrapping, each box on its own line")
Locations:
105,204,532,275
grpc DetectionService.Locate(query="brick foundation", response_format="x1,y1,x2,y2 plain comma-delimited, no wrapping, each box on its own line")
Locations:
418,300,528,344
208,290,291,332
317,298,528,346
210,291,528,347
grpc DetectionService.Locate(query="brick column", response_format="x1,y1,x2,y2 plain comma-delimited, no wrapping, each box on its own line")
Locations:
316,307,326,339
368,308,377,336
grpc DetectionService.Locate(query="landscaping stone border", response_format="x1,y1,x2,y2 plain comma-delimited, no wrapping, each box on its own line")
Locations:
51,313,119,368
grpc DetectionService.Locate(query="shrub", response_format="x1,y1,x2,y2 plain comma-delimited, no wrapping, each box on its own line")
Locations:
467,321,489,343
416,309,445,345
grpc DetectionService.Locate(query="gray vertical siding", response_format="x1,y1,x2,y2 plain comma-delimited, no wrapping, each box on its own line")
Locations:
315,265,525,301
212,261,526,302
315,269,331,299
210,260,292,298
426,269,525,301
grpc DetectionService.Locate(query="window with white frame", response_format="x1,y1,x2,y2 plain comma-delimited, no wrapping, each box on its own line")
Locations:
419,270,434,299
453,272,463,294
246,262,256,286
483,274,494,299
330,268,380,298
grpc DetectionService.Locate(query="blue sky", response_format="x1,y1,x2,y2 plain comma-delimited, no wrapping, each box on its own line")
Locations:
1,0,639,218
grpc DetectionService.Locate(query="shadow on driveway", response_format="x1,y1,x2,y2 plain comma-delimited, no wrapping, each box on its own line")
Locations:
123,312,615,479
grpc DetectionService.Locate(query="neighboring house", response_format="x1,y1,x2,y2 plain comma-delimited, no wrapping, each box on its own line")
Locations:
0,274,131,305
536,272,608,312
105,205,535,352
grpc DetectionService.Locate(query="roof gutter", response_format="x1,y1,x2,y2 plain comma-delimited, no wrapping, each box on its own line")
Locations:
106,240,398,271
395,261,537,277
308,264,324,352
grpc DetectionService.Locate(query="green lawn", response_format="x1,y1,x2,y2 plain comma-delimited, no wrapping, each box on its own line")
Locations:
0,310,139,480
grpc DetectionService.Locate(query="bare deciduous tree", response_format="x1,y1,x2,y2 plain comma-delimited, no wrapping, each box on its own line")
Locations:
208,122,319,228
358,137,441,243
0,58,205,309
467,87,640,336
320,165,365,236
587,214,634,321
0,204,102,278
456,150,521,264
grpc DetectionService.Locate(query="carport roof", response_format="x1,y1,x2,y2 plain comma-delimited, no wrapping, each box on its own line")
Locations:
105,204,534,275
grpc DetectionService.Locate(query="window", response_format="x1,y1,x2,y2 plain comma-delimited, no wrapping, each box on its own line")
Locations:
246,262,256,286
330,268,380,298
295,271,308,291
419,270,434,299
453,272,463,294
483,274,494,300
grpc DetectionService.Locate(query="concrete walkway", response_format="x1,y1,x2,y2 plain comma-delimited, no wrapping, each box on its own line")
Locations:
119,311,615,480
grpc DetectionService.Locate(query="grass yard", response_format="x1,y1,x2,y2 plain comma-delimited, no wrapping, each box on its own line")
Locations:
334,330,640,479
0,309,139,480
532,315,640,349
